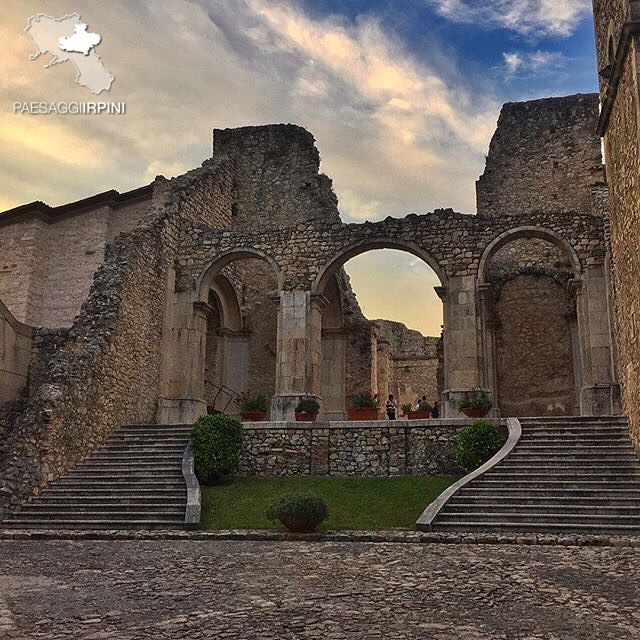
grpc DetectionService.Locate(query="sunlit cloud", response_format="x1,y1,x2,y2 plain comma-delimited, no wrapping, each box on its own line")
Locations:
428,0,591,37
502,50,568,77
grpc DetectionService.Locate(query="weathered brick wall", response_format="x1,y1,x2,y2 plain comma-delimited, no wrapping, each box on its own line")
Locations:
238,421,474,477
593,0,640,447
476,93,604,215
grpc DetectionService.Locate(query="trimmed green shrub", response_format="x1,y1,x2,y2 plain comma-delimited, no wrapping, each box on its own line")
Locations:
295,396,320,414
351,391,378,408
267,494,328,531
454,419,502,471
401,402,413,415
191,414,243,484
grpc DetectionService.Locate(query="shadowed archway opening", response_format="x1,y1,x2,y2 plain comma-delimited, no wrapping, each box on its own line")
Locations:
314,241,445,419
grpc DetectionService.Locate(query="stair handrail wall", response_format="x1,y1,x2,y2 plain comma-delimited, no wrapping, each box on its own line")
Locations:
182,441,201,529
416,417,522,531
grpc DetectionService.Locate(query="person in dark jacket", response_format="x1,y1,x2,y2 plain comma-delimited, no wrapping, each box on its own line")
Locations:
385,394,396,420
431,401,440,418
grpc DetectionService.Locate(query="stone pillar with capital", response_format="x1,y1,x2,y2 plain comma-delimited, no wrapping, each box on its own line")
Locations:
573,268,621,415
271,291,327,421
439,276,491,417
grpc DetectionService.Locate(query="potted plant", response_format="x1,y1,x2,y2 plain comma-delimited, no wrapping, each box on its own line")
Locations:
236,392,268,421
400,402,413,418
347,391,379,421
408,399,432,420
295,396,320,422
267,494,328,533
459,388,492,418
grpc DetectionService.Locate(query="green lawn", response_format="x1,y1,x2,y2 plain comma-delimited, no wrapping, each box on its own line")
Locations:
200,476,459,531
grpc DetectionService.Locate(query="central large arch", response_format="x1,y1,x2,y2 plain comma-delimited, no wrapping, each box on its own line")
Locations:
313,237,447,419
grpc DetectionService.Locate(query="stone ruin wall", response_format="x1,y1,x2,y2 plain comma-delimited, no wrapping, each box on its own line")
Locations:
476,93,605,216
0,157,235,512
593,0,640,449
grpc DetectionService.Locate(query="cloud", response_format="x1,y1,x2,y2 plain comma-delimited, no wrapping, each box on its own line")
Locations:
502,49,568,77
428,0,592,37
0,0,499,220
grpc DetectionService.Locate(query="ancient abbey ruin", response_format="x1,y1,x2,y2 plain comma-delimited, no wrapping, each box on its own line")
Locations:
0,86,625,508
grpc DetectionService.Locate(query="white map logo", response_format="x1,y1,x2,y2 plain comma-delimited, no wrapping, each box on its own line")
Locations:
25,13,114,94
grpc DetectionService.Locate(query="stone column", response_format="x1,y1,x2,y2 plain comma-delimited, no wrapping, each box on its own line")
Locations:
320,328,348,420
216,328,251,415
156,293,209,424
376,337,391,414
575,267,621,415
440,275,490,417
271,292,327,421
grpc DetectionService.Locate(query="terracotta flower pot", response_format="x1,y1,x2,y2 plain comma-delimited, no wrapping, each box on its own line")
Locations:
240,410,266,421
461,407,491,418
279,516,323,533
295,412,318,422
407,410,431,420
347,408,379,421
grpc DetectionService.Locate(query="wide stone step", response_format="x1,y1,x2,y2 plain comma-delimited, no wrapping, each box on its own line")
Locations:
432,521,640,534
498,458,639,467
471,479,640,490
32,496,186,505
512,445,635,453
449,494,640,506
1,519,185,530
65,468,183,477
55,479,186,489
482,470,640,480
18,503,185,513
41,486,187,496
76,460,183,468
91,449,186,458
436,511,640,525
442,503,640,515
7,510,185,521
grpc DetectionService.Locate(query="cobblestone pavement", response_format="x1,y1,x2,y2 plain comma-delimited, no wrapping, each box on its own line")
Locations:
0,540,639,639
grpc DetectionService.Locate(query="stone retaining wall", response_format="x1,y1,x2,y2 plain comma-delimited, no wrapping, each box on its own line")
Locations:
238,419,489,477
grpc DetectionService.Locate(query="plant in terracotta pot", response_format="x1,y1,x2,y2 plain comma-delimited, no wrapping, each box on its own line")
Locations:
236,392,268,421
295,396,320,422
459,388,492,418
267,494,328,533
190,414,243,485
408,398,432,420
347,391,379,421
400,402,413,418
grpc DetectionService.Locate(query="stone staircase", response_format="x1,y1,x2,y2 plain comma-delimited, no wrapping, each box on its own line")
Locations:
431,416,640,534
2,424,191,530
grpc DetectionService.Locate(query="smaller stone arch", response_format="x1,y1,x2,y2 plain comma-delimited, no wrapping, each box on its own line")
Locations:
197,248,283,301
210,274,242,332
312,237,448,294
478,226,582,285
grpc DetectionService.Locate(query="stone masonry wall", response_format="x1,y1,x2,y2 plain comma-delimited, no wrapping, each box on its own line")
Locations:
0,159,234,511
476,93,604,216
593,0,640,449
238,420,472,477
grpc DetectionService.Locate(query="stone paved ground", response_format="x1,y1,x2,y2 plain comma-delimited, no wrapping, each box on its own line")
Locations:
0,540,639,639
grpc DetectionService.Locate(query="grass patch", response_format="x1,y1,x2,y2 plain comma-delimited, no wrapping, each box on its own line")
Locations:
200,476,459,531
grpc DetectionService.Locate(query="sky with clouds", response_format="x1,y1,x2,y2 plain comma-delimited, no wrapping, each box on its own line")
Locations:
1,0,598,335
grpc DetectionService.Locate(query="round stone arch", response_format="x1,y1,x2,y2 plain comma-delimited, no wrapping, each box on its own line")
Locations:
210,273,242,332
311,236,447,420
197,247,284,302
478,226,582,285
312,237,448,294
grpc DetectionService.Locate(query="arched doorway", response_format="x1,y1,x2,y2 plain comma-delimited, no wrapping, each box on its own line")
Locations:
313,239,446,419
478,228,582,417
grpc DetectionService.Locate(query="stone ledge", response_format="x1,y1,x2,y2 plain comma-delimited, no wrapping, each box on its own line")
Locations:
1,528,638,547
242,418,498,430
